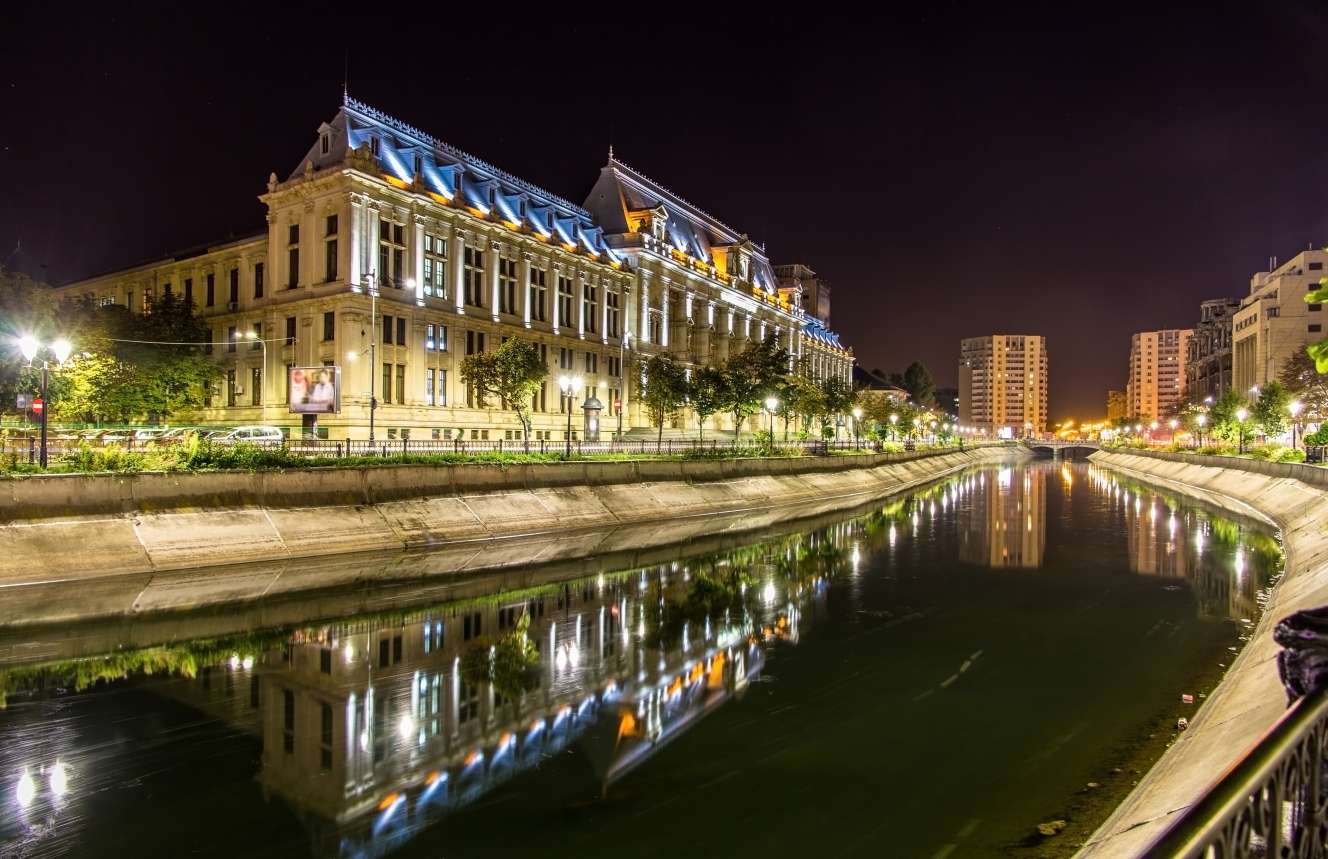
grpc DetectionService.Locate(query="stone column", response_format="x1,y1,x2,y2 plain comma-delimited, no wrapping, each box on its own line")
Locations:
601,280,611,344
349,194,364,289
412,216,426,306
576,269,587,340
451,226,467,316
488,240,501,322
638,271,651,345
659,279,670,349
551,261,563,334
366,205,381,283
520,251,533,329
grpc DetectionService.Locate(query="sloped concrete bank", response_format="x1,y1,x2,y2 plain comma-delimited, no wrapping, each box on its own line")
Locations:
0,447,1018,626
1079,450,1328,858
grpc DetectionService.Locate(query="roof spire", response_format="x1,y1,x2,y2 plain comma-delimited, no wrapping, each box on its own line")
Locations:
608,143,615,163
342,49,349,105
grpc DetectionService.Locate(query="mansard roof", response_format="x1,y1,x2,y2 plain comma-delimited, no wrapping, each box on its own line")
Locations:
289,95,618,259
803,315,846,350
582,155,780,295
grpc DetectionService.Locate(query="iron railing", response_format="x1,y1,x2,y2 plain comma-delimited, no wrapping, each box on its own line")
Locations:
1145,686,1328,857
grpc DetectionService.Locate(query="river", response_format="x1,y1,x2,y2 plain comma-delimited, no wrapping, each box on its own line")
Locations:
0,459,1282,858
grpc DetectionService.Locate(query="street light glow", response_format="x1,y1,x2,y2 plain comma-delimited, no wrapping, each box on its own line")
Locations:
1236,408,1248,422
18,335,38,363
51,339,72,364
1290,400,1304,417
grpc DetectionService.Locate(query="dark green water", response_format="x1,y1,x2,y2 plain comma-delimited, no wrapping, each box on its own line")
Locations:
0,461,1281,858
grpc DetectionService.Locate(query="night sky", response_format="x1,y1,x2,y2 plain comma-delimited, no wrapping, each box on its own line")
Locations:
3,5,1327,420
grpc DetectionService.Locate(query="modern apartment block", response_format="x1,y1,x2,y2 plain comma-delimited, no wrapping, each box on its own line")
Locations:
1232,250,1328,393
958,335,1048,437
1126,329,1192,420
1185,298,1242,402
55,95,853,440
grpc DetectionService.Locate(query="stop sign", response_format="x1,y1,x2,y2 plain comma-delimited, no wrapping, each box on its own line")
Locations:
613,399,621,410
31,398,43,414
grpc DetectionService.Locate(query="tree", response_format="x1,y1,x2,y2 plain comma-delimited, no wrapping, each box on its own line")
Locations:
1306,273,1328,372
641,354,687,442
721,336,790,435
1207,390,1245,445
820,376,856,439
1280,348,1328,423
787,372,826,438
902,361,936,407
1252,380,1290,438
459,338,547,445
687,365,727,441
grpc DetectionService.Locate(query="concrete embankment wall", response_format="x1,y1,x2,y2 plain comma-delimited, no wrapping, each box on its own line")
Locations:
0,447,1017,626
1079,450,1328,858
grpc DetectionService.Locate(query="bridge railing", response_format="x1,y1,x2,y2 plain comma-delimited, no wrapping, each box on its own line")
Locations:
1143,685,1328,857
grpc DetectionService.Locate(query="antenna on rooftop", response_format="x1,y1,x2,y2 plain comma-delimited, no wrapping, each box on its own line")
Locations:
343,50,349,103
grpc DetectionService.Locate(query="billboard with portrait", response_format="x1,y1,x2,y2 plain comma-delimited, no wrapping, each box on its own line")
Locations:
289,366,341,414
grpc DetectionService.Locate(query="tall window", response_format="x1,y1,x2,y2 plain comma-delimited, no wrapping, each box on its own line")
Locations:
378,220,405,287
251,367,262,406
396,365,406,405
583,284,598,334
499,258,517,315
382,363,393,404
530,266,547,322
227,325,237,353
324,215,338,282
423,233,447,298
251,322,262,350
464,246,484,308
322,311,335,342
254,263,264,299
607,290,620,338
396,317,406,348
437,369,447,406
557,276,573,325
287,224,300,288
228,269,239,305
649,311,661,343
285,316,296,346
226,369,237,406
184,278,194,307
206,273,215,307
426,368,436,406
426,323,447,352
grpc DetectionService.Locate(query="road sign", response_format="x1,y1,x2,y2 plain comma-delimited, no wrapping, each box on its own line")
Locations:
613,399,621,410
15,394,28,410
31,398,43,414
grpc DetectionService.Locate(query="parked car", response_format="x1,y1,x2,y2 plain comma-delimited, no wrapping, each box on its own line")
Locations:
218,426,286,446
156,428,197,444
134,429,170,444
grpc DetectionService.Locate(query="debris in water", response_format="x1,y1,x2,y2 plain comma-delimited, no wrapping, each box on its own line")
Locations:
1037,820,1068,837
1181,694,1195,704
1177,717,1189,732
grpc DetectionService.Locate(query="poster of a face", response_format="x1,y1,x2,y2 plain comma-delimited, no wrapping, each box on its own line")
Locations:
289,366,341,414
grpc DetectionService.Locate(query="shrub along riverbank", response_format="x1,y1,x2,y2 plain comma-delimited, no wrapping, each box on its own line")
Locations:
0,436,948,476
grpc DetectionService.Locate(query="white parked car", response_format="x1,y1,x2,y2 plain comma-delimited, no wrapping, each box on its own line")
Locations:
218,426,286,446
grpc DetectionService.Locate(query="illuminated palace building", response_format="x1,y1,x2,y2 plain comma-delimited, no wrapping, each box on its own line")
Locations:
57,96,853,440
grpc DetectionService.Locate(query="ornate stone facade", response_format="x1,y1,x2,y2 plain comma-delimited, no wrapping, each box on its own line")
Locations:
57,97,853,440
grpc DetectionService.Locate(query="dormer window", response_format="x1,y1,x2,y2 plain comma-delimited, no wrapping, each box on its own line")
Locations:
369,137,380,156
413,153,422,176
320,133,330,155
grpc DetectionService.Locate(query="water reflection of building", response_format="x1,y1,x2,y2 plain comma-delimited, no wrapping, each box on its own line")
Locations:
1089,466,1272,621
957,467,1046,568
161,568,795,859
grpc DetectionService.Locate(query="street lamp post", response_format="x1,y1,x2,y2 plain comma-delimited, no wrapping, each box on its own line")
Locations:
1196,413,1207,448
1168,419,1178,444
234,330,269,413
852,406,863,449
18,335,73,468
889,413,898,441
617,332,633,440
1236,407,1249,454
1290,400,1304,449
559,374,584,458
360,273,416,445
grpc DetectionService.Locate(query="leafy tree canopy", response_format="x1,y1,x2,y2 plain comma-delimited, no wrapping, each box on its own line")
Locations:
459,337,547,442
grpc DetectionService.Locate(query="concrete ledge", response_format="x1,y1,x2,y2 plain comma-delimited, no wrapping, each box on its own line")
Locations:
0,446,1020,625
1078,450,1328,858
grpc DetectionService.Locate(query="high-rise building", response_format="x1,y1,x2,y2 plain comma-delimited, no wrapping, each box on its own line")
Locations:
1126,329,1192,419
774,264,830,326
1106,389,1127,421
54,95,854,439
1185,298,1241,402
1232,250,1328,393
958,335,1048,437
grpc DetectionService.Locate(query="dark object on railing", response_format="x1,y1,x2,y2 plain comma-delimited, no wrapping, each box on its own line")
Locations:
1308,446,1326,464
1276,607,1328,703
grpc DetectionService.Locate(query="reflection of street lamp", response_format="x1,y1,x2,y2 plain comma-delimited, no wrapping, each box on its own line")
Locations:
617,331,633,440
18,335,73,468
764,395,779,442
1236,407,1249,453
559,374,584,457
852,406,863,449
1168,418,1178,443
1290,400,1304,449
